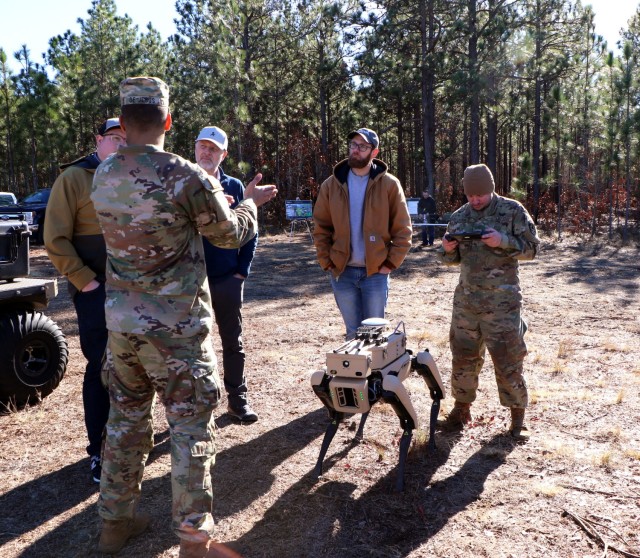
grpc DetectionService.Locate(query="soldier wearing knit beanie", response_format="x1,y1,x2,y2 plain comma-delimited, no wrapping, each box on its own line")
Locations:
437,162,540,441
462,164,495,197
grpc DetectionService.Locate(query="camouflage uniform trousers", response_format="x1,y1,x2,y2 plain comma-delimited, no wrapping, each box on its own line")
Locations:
449,288,528,408
98,330,222,542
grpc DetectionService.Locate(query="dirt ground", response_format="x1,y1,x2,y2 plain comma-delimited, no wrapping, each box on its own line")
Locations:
1,231,639,558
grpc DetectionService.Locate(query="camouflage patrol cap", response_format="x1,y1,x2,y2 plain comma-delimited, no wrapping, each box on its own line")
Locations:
463,164,495,196
120,76,169,107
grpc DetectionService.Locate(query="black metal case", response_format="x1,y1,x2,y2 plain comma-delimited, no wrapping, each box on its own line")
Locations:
0,219,30,280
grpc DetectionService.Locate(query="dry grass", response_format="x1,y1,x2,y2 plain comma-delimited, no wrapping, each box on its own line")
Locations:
550,360,568,375
577,390,594,401
592,450,614,469
603,426,622,442
534,483,565,498
540,439,577,460
556,340,570,359
602,338,627,352
624,449,640,460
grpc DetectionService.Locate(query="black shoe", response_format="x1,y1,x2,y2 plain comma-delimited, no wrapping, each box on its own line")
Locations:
227,404,258,423
90,455,102,484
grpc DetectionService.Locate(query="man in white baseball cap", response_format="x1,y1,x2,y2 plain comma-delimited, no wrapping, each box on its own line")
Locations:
195,126,263,423
196,125,228,152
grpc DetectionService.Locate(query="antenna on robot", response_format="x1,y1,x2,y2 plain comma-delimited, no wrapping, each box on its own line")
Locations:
360,317,390,327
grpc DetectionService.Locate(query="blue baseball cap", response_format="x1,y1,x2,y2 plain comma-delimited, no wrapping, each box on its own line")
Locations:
348,128,379,149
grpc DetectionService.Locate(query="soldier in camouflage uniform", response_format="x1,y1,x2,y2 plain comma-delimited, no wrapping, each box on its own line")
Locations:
438,164,539,439
91,76,276,558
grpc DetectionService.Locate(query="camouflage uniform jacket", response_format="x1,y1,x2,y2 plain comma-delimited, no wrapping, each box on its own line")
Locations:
438,194,539,297
91,144,258,338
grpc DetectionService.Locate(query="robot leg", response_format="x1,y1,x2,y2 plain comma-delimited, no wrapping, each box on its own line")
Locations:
310,369,334,413
310,370,351,477
354,411,369,442
381,375,418,492
412,351,445,451
396,430,413,492
313,412,346,478
412,350,444,399
381,374,418,431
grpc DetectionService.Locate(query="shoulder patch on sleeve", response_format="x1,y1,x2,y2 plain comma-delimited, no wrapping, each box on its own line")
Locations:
523,218,540,243
199,171,223,194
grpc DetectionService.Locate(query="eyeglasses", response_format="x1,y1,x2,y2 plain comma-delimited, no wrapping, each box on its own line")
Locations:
348,141,372,153
103,134,126,145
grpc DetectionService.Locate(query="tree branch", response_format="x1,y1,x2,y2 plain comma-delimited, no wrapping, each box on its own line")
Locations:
562,509,640,558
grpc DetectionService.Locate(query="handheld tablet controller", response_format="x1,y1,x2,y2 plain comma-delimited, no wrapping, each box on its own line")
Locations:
444,230,487,242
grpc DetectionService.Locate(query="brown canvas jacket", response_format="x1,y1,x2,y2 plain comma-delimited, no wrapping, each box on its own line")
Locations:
44,162,107,295
313,158,412,277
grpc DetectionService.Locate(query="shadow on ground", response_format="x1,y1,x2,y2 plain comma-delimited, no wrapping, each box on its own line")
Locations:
231,432,517,557
5,410,327,557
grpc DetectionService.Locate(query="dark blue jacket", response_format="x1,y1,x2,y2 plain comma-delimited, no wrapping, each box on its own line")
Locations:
203,167,258,283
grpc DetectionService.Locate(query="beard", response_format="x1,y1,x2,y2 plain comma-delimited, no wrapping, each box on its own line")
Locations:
197,158,216,175
348,152,373,169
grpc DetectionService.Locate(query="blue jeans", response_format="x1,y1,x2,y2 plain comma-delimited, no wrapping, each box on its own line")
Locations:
74,282,110,457
330,266,389,338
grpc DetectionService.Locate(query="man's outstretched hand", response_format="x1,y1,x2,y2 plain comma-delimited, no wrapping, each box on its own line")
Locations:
245,173,278,207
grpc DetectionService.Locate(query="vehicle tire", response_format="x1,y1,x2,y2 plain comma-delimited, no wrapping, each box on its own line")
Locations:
0,310,68,410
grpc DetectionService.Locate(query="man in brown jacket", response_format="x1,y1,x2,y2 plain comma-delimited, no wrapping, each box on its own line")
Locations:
313,128,412,338
44,118,125,484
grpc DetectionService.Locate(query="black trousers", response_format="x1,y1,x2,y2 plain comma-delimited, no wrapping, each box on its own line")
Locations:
210,274,247,407
73,282,110,457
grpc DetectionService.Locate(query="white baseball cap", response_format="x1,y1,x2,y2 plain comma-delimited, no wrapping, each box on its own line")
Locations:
195,126,228,150
98,117,122,135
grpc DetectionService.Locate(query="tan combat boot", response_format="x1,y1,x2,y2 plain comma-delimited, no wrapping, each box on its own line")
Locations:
509,407,530,440
437,401,472,430
179,538,243,558
97,512,150,554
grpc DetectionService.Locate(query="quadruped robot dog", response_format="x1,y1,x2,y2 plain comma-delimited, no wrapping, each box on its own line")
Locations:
310,318,444,491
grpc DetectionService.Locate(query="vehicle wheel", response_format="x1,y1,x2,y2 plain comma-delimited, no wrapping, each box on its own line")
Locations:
0,311,68,410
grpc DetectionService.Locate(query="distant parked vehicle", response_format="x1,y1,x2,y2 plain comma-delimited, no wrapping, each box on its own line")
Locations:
19,188,52,244
0,192,18,206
